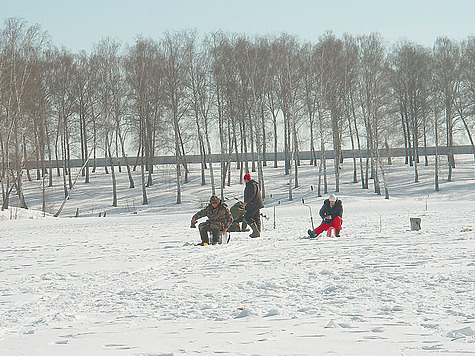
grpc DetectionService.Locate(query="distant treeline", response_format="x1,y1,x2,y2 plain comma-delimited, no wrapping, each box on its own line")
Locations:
25,145,474,168
0,17,473,212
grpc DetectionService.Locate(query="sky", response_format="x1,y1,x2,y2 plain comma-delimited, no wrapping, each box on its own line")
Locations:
1,0,473,52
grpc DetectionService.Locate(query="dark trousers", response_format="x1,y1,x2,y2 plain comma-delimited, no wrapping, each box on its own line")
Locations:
244,207,261,231
198,221,222,244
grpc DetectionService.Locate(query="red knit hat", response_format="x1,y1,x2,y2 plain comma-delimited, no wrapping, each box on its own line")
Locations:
244,173,251,181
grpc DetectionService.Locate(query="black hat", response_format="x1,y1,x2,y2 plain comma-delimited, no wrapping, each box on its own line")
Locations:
210,196,220,204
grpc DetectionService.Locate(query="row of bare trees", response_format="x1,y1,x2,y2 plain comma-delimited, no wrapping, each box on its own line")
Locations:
0,17,473,211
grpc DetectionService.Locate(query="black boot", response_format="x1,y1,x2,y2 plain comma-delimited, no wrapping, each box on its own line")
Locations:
249,222,260,238
335,230,341,237
211,230,222,245
241,221,250,232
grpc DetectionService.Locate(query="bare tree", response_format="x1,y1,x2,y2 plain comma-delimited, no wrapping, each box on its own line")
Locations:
244,37,269,200
273,34,302,200
358,33,391,198
186,32,218,193
0,18,47,209
320,33,347,193
74,51,94,184
124,37,162,205
390,41,432,182
48,48,77,198
433,37,460,182
454,37,475,175
343,34,365,185
162,31,190,204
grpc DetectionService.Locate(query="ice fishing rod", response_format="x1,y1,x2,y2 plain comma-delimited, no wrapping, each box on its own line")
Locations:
301,198,315,231
225,196,242,202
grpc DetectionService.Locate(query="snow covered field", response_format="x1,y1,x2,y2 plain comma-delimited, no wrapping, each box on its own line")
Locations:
1,155,474,355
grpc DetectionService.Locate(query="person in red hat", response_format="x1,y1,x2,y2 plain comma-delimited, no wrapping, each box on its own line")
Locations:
243,173,264,237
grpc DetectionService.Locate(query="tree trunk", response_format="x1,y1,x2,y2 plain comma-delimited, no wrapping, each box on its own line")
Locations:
82,112,90,183
283,115,289,175
347,115,357,183
434,103,440,191
288,145,293,201
204,116,216,196
178,127,189,184
405,114,413,166
23,137,32,182
118,131,134,188
322,142,328,194
106,134,118,207
293,123,299,188
458,111,475,178
272,110,278,168
199,138,206,186
413,132,419,183
115,133,122,173
351,97,365,189
92,117,97,173
385,140,392,165
61,129,68,198
255,114,266,200
175,138,182,205
140,139,148,205
261,103,267,167
423,111,429,166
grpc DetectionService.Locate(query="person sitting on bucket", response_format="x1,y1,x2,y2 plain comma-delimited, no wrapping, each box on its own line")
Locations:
308,194,343,238
191,195,233,245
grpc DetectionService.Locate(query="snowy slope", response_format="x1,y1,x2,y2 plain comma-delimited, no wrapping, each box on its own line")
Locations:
0,155,474,355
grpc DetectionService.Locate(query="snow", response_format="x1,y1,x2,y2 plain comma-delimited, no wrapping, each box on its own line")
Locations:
0,155,474,355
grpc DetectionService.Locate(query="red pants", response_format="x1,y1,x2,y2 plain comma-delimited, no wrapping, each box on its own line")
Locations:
314,216,342,237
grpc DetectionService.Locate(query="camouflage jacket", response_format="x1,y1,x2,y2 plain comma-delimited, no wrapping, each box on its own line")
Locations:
193,202,233,230
230,201,246,222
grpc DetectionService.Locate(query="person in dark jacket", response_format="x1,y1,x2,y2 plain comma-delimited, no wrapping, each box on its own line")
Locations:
243,173,264,238
308,194,343,238
191,195,233,245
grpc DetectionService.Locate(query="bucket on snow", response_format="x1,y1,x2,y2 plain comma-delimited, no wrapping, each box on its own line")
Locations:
410,218,421,231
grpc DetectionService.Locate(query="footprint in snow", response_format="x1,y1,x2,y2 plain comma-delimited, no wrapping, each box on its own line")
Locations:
422,344,444,350
264,308,281,317
235,308,256,318
324,320,339,328
447,326,475,338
